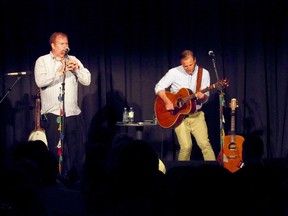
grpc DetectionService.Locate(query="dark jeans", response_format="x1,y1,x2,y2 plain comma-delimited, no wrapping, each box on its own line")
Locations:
41,113,85,178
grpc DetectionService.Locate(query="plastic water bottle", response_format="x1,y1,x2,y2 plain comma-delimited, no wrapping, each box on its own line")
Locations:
153,113,158,124
122,107,128,123
128,107,134,123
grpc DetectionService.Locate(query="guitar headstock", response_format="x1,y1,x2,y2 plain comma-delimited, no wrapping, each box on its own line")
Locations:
206,78,229,92
229,98,238,111
217,78,229,89
36,89,41,99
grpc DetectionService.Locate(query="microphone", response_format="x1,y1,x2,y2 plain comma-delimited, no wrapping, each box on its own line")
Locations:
208,50,215,57
5,71,31,76
65,47,70,55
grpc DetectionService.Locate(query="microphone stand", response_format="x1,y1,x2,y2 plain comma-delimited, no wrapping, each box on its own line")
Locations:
59,54,68,175
0,76,22,104
210,54,226,165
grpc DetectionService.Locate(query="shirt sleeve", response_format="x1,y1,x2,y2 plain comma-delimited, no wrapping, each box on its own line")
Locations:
34,55,63,89
154,70,174,94
72,58,91,86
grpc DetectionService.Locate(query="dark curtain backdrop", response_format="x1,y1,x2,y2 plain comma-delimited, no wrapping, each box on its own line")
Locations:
0,0,287,161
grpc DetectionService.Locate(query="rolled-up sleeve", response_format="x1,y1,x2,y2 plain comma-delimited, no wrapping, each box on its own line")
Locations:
74,59,91,86
155,70,174,94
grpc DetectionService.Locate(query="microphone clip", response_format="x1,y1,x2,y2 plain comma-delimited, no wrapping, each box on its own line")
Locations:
65,48,70,56
208,50,215,57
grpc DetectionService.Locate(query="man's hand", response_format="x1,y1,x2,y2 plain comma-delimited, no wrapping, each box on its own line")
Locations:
66,58,79,71
195,92,208,103
165,100,174,110
195,92,205,99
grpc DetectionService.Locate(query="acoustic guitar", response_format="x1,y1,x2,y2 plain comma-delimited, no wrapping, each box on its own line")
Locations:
154,79,229,128
221,98,244,173
28,89,48,147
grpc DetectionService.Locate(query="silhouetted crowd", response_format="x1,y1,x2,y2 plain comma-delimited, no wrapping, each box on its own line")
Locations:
1,133,288,216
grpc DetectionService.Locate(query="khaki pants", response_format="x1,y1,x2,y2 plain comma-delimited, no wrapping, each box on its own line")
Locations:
174,111,216,161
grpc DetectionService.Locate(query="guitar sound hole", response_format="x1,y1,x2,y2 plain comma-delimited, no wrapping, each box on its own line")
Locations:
228,143,237,150
176,99,184,108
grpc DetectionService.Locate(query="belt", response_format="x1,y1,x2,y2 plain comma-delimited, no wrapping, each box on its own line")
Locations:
185,109,202,118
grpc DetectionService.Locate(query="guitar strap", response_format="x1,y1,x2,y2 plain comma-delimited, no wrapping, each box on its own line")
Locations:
196,67,203,92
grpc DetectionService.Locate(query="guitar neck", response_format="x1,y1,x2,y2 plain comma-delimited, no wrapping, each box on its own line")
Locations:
35,97,41,129
230,110,236,142
183,84,217,104
229,98,238,142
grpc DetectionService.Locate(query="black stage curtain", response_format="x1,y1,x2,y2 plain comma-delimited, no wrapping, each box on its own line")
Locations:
0,0,287,161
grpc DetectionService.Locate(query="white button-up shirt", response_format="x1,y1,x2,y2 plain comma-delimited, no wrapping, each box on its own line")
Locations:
34,52,91,117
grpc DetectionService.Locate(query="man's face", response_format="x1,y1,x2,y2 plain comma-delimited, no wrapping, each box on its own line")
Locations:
51,35,69,59
181,57,196,75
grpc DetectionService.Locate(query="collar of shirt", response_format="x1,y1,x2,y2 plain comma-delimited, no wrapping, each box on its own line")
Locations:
50,51,63,62
191,65,198,76
181,64,198,76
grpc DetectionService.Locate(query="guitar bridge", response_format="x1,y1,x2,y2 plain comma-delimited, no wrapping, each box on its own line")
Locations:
227,155,238,159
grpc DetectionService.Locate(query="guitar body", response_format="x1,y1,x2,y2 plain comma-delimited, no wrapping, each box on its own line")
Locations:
154,79,229,129
28,89,48,148
154,88,196,128
221,98,244,173
222,135,244,173
28,129,48,146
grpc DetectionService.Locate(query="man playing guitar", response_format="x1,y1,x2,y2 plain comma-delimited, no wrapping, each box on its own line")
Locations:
154,50,216,161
